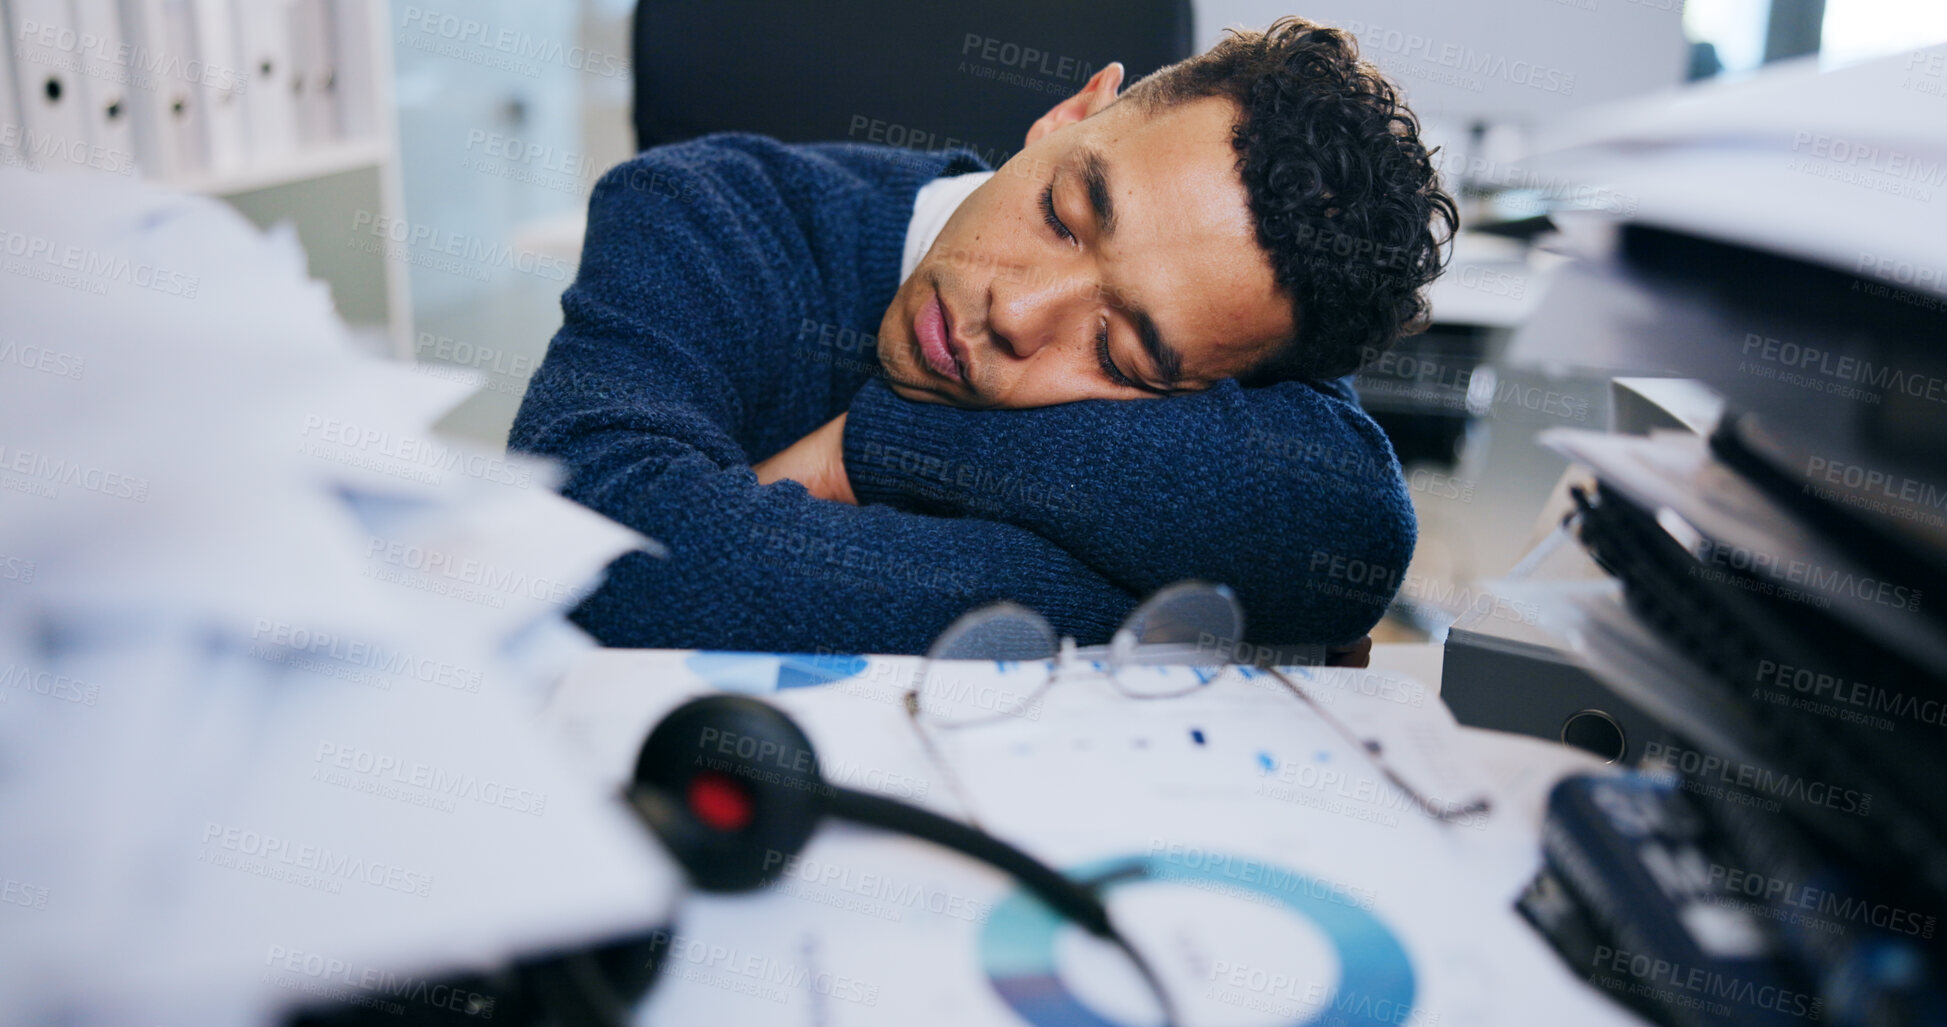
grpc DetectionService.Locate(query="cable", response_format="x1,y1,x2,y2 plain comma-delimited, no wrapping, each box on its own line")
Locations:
823,784,1180,1027
824,784,1112,937
1109,931,1182,1027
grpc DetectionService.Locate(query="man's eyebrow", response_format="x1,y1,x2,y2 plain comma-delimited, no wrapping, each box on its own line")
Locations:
1073,147,1182,389
1078,146,1116,238
1128,306,1183,389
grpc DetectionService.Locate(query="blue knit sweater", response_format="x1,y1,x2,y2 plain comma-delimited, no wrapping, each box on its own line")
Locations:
509,133,1415,655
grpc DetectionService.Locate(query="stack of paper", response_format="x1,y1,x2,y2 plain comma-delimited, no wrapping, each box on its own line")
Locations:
1515,44,1947,289
1469,45,1947,1021
0,165,677,1026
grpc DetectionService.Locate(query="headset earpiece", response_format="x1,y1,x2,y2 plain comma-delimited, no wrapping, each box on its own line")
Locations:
628,695,827,891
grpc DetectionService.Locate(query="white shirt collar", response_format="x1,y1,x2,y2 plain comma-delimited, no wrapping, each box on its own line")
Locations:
901,171,996,284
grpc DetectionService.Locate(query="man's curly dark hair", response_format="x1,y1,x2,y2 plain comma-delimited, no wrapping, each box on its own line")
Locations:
1122,16,1458,383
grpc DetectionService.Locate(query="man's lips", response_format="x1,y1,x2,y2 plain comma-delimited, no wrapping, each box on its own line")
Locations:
914,290,965,385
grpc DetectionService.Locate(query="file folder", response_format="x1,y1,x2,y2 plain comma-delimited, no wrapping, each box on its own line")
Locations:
289,0,336,147
0,12,22,167
11,0,95,166
123,0,207,180
71,0,138,175
327,0,374,140
188,0,246,172
231,0,298,162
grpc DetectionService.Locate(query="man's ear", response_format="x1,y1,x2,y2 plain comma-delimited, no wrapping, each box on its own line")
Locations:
1025,62,1125,147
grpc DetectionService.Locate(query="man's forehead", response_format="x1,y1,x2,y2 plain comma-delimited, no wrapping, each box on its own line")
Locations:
1086,98,1256,237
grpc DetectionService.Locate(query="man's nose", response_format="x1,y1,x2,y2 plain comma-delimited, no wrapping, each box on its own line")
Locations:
988,266,1092,360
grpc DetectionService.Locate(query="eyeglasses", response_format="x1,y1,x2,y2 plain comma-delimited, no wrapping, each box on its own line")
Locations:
904,580,1492,825
908,580,1243,727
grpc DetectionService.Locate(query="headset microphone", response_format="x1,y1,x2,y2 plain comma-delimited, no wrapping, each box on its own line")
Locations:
625,695,1116,938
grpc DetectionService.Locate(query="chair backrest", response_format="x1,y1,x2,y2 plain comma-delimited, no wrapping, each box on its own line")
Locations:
631,1,1194,164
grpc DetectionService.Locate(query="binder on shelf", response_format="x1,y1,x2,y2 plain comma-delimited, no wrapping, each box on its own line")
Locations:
188,0,246,172
123,0,207,180
0,9,22,167
1442,624,1676,765
11,0,95,168
289,0,337,148
231,0,298,164
327,0,375,140
71,0,138,176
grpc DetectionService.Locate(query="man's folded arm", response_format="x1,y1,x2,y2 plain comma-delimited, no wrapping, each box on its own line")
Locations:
840,376,1417,645
510,301,1138,655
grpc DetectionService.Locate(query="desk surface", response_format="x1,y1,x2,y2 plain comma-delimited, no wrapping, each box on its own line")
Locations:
1367,642,1447,693
543,645,1634,1027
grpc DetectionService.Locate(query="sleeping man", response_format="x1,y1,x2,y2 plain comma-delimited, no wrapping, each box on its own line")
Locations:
509,16,1456,656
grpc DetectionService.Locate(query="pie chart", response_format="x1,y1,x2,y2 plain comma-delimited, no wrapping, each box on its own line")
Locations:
979,852,1415,1027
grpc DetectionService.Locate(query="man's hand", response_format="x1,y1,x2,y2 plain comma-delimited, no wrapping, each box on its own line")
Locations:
753,413,856,504
1325,636,1373,668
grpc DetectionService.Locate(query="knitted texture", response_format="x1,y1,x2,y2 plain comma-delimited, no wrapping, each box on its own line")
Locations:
510,133,1416,654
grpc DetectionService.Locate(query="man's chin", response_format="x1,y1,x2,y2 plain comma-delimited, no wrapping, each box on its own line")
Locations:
882,375,959,406
869,345,949,405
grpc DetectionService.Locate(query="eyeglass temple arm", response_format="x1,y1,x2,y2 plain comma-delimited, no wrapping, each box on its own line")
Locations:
1260,666,1492,822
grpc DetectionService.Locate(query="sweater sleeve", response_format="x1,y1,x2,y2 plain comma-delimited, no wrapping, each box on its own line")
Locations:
509,150,1137,655
839,375,1417,646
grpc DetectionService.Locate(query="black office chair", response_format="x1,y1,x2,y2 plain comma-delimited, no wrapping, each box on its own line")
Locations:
631,1,1194,159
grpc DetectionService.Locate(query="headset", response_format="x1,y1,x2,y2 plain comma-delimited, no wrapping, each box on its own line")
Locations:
626,694,1178,1025
287,693,1176,1027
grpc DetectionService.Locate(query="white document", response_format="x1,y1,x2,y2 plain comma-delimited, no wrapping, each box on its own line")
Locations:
123,0,207,179
540,649,1642,1027
230,0,298,162
0,163,677,1027
188,0,246,172
1520,45,1947,297
10,0,95,162
69,0,139,175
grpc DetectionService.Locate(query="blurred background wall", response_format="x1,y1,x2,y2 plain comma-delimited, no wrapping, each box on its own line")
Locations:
389,0,1947,638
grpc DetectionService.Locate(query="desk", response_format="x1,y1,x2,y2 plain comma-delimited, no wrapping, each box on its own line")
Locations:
1367,642,1447,693
543,645,1641,1026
